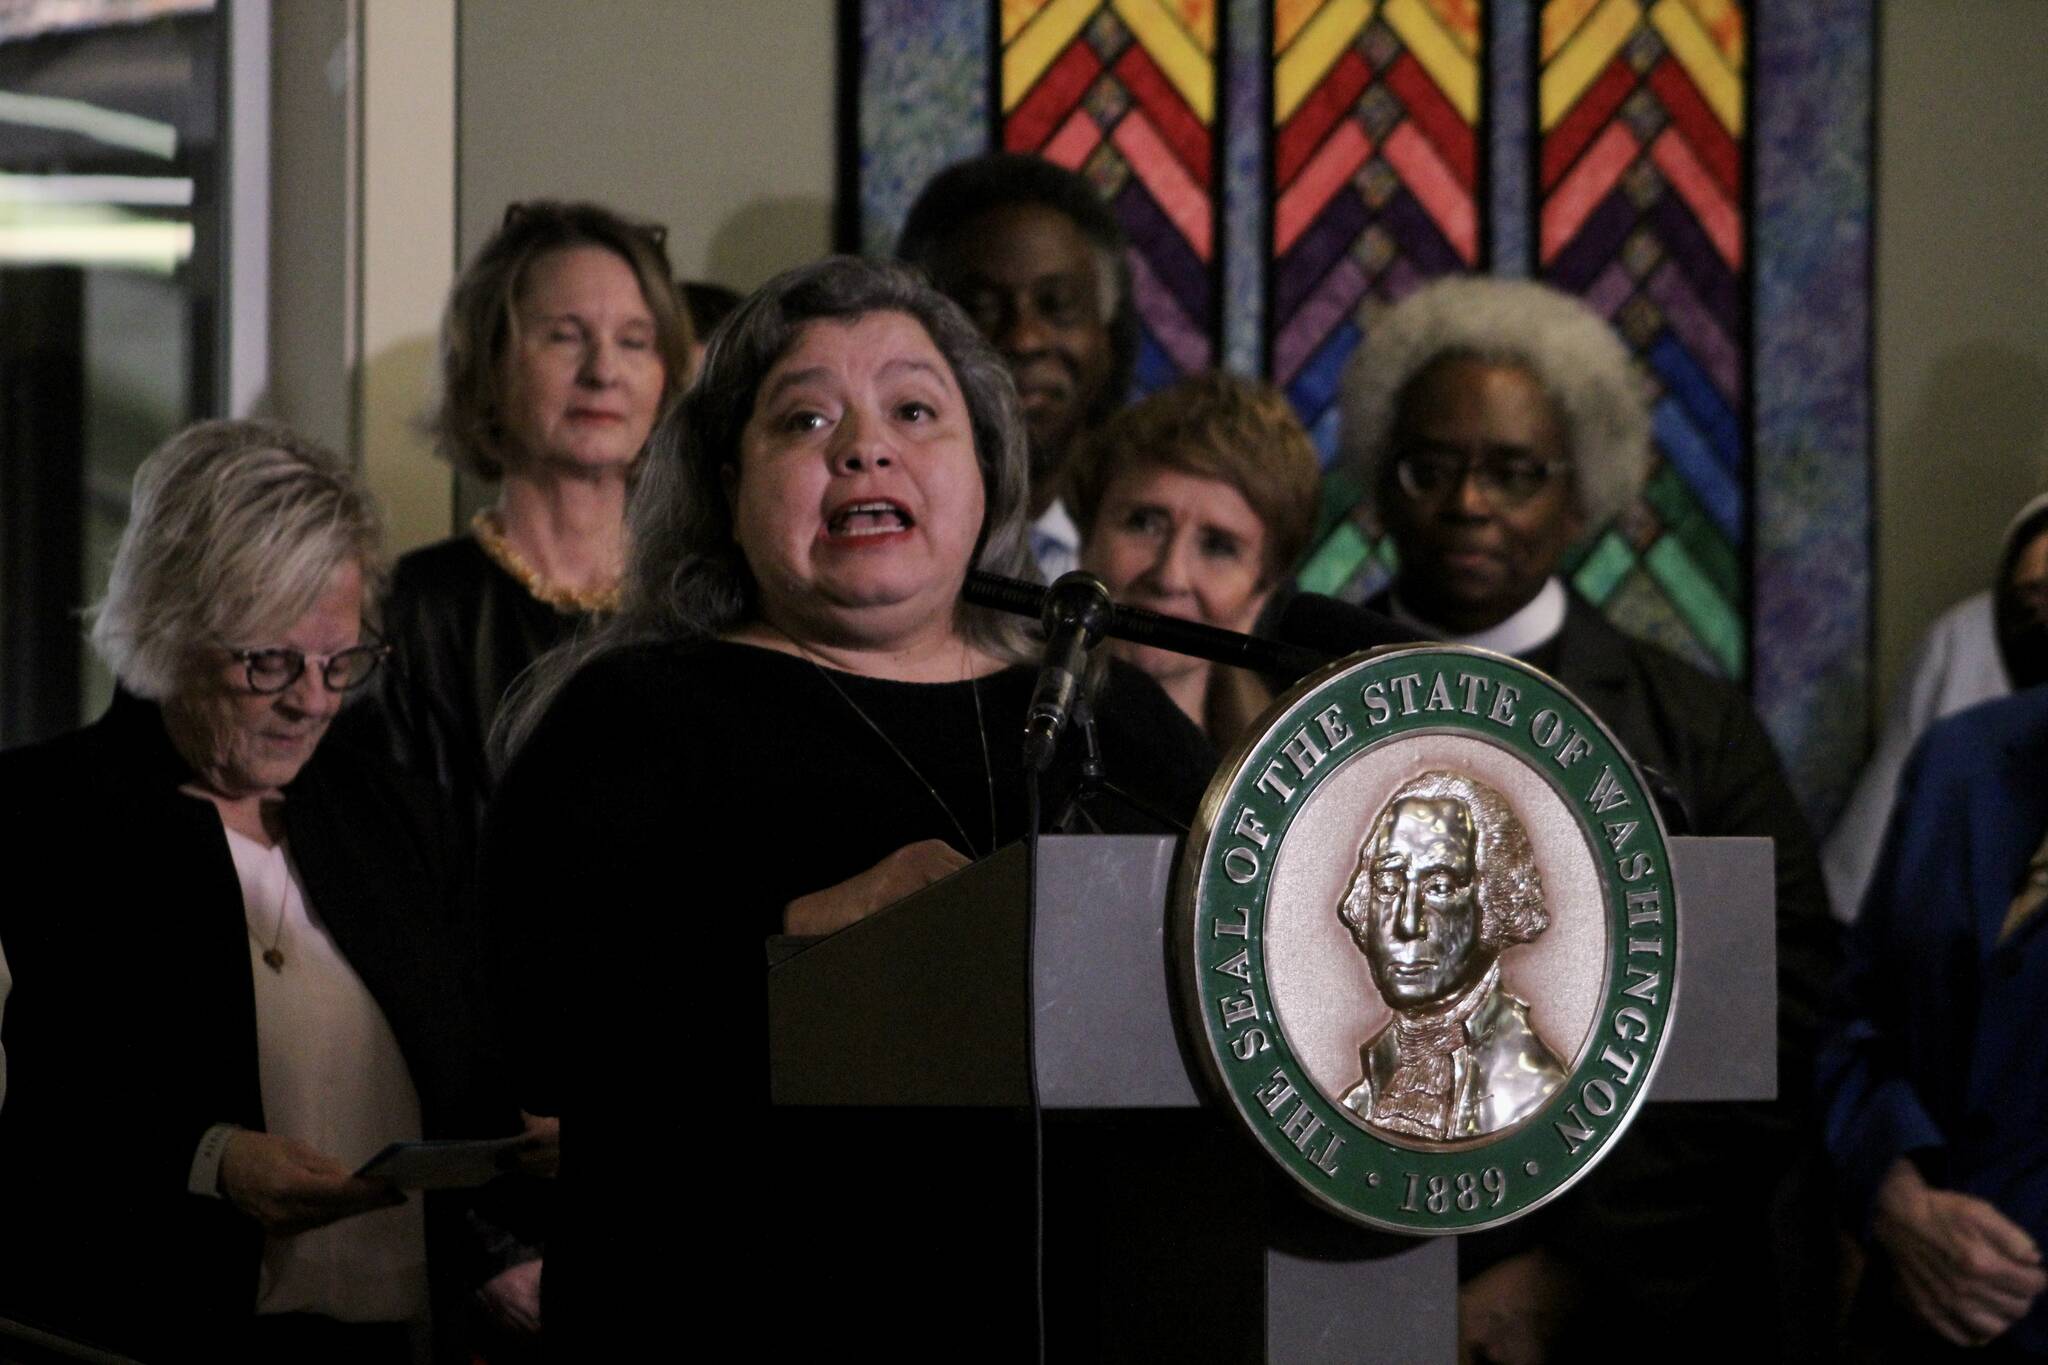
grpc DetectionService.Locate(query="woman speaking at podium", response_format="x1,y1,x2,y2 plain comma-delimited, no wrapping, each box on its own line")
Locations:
484,257,1212,1348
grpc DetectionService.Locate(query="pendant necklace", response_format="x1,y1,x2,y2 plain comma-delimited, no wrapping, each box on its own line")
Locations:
779,631,998,859
257,848,287,973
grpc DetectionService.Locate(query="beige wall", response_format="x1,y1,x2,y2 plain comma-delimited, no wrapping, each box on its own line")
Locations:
455,0,837,287
1874,0,2048,708
449,0,838,520
266,0,455,556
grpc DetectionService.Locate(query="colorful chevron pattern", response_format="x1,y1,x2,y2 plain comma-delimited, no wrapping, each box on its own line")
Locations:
1001,0,1220,392
1267,0,1486,603
847,0,1872,819
1539,0,1747,677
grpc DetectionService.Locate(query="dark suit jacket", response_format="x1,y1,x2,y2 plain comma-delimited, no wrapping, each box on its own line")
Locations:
1818,687,2048,1355
0,691,512,1360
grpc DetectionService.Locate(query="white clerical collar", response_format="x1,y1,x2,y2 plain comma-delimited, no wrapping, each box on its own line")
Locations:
1389,577,1568,657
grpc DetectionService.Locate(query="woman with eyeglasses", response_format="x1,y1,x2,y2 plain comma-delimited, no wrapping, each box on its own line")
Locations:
0,420,516,1362
347,201,693,846
1338,276,1842,1361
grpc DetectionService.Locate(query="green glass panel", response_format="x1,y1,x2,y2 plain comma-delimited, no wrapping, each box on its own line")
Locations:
1298,521,1372,596
1671,511,1740,601
1572,530,1637,604
1642,464,1695,531
1605,568,1723,676
1645,535,1745,677
1311,469,1365,547
1643,464,1741,600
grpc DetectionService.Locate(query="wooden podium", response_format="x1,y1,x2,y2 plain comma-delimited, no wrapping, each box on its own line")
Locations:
768,834,1776,1363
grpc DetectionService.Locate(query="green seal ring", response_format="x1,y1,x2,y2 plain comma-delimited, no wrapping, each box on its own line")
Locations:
1174,645,1679,1234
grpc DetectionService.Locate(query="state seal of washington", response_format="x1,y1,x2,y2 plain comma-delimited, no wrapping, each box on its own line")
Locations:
1175,645,1679,1234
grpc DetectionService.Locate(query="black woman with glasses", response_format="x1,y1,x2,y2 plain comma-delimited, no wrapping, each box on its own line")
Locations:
1337,276,1843,1362
343,200,693,849
0,419,518,1363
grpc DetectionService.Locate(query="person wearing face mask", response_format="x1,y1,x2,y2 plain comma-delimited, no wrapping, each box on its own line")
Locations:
1339,275,1842,1362
0,421,514,1362
1824,491,2048,922
897,153,1139,582
343,201,693,846
1067,370,1322,744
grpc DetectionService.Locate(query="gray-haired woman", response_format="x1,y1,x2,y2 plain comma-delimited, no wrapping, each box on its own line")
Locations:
482,256,1215,1350
0,419,513,1362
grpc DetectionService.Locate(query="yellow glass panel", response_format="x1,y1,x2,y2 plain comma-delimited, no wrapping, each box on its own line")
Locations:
1539,0,1639,132
1003,0,1058,44
1273,0,1373,123
1650,0,1741,132
1385,0,1478,122
1540,0,1603,62
1275,0,1324,53
1003,0,1099,112
1113,0,1215,121
1421,0,1482,57
1678,0,1744,68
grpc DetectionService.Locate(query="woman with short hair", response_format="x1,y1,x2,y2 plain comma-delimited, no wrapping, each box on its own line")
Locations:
356,200,692,840
0,419,511,1362
1067,369,1322,744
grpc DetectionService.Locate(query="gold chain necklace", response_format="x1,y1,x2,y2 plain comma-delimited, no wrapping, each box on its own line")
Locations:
776,631,999,860
471,509,623,614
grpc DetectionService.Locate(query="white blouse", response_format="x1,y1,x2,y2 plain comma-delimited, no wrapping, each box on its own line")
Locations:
223,825,429,1324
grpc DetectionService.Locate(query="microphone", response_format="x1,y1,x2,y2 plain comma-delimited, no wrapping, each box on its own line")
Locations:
1022,572,1113,772
964,571,1341,682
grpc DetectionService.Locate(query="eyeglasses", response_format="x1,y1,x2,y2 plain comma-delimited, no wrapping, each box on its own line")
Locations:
501,201,670,253
1391,447,1571,510
228,642,391,695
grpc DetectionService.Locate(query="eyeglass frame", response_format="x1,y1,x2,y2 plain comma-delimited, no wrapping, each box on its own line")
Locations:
1388,443,1575,511
224,637,393,695
500,200,669,252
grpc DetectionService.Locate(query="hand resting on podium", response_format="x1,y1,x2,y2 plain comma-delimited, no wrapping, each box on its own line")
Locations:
783,838,972,936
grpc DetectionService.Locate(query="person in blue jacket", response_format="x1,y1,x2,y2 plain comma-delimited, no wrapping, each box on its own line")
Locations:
1818,686,2048,1359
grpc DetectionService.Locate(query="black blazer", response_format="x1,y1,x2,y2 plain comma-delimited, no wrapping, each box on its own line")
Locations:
0,690,513,1360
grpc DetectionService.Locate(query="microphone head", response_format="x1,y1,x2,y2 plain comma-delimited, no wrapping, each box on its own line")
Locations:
1041,570,1114,639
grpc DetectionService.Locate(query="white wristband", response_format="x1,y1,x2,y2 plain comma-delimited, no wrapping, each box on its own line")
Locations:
187,1122,239,1198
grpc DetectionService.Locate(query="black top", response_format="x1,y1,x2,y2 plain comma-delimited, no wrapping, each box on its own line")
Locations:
480,637,1217,1350
0,691,513,1361
340,534,596,847
483,636,1216,1115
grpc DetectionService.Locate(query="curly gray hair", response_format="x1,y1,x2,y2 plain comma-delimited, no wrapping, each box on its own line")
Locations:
497,256,1038,759
88,419,383,700
1338,769,1548,951
1340,276,1651,529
